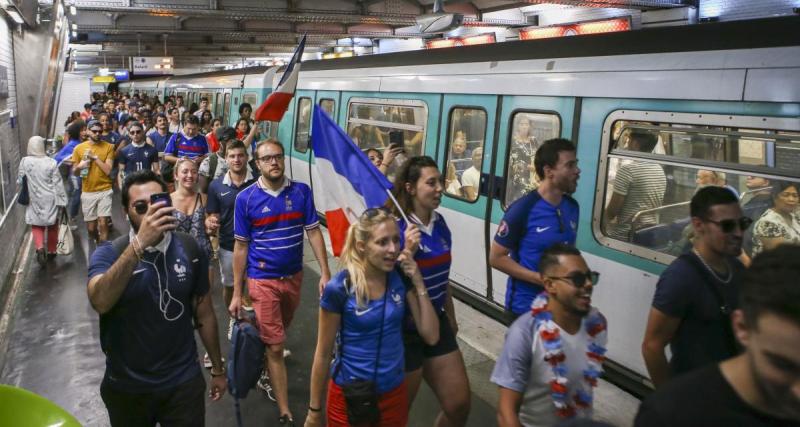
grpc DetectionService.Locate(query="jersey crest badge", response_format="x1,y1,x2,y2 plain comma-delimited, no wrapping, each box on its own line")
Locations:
497,220,509,238
262,206,271,213
285,195,293,211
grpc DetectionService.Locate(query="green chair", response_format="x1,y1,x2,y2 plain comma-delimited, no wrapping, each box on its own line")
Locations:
0,384,81,427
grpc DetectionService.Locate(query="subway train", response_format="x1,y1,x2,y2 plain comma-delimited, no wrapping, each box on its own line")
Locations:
119,16,800,392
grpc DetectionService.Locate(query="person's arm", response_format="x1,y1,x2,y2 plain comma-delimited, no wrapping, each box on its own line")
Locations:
87,202,177,314
400,250,439,345
489,241,543,286
229,239,248,318
641,307,680,388
497,388,524,427
443,287,458,335
462,185,477,201
378,145,402,175
605,192,626,223
305,308,340,427
152,160,161,175
307,227,331,295
90,149,113,176
243,122,260,146
194,292,226,400
199,175,211,194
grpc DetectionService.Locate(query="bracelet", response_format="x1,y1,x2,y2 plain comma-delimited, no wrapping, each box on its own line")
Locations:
417,289,428,297
210,367,226,377
130,237,144,260
308,406,322,413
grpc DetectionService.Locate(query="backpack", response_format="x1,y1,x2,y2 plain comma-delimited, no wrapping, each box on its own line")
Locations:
227,313,265,427
208,152,219,179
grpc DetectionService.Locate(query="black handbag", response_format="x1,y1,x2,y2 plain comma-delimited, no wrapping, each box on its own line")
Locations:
18,175,30,206
334,277,388,425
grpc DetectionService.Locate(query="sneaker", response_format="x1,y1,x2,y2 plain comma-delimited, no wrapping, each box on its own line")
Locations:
227,318,235,341
257,370,277,402
35,248,47,266
278,414,294,426
242,294,254,312
283,349,292,359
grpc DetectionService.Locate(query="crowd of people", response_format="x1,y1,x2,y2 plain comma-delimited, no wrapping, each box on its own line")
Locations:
18,90,798,427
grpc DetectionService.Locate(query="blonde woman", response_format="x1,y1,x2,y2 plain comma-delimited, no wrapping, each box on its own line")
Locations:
170,158,212,260
305,209,439,427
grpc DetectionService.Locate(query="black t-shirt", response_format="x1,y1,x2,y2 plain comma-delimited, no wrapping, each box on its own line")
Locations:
635,365,800,427
652,252,744,376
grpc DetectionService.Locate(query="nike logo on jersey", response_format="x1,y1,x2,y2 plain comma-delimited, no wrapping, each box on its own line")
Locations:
419,243,431,253
220,191,232,197
133,268,147,275
262,206,271,213
535,226,550,233
355,306,374,316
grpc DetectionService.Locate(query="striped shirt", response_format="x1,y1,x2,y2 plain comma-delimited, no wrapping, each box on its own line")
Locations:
608,161,667,241
164,132,209,159
234,177,319,279
399,212,452,313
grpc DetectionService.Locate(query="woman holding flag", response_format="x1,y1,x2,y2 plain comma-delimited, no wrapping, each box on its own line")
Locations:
390,156,472,426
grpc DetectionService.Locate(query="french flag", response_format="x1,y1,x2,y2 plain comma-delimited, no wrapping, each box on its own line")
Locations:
311,105,393,256
254,35,306,122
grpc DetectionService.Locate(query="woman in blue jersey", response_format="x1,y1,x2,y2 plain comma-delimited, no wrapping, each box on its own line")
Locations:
306,209,439,427
390,156,472,426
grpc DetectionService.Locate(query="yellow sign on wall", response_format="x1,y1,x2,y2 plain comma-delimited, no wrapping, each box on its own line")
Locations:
92,76,116,83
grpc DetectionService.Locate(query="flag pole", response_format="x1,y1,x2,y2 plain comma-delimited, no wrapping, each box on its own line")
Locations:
385,188,413,225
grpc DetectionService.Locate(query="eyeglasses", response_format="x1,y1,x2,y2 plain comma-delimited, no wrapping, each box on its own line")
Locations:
132,201,149,215
778,192,799,200
257,154,284,164
704,216,753,233
129,130,142,134
547,271,600,289
89,129,102,134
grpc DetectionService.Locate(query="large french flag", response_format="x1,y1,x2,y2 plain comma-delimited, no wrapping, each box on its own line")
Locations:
254,35,306,122
311,105,393,256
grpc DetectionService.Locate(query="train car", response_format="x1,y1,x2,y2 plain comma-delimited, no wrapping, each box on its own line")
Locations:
121,15,800,392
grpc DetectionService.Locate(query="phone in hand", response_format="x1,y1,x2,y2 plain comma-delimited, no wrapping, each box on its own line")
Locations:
389,131,405,151
150,192,172,208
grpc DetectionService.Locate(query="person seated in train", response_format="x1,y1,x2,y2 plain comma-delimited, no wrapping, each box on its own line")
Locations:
740,175,773,255
239,102,253,123
603,131,667,242
490,138,581,317
511,116,540,183
493,243,606,427
696,169,739,197
449,130,473,177
364,145,402,177
461,147,483,201
445,161,463,198
193,97,211,119
642,186,749,389
751,181,800,257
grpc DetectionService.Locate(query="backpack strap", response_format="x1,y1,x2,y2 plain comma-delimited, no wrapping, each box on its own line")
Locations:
209,152,219,178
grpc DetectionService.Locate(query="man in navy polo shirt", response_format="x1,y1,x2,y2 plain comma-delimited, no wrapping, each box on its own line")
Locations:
117,121,159,186
230,139,331,424
164,115,208,167
205,139,255,334
87,170,226,426
489,138,581,317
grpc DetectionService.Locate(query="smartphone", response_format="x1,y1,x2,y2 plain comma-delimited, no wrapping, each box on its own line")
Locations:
150,192,172,208
389,131,405,151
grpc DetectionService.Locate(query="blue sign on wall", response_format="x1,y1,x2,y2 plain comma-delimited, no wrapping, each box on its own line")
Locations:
114,70,130,81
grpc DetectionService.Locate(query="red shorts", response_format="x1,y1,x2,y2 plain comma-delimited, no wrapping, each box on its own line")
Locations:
326,380,408,427
246,272,303,345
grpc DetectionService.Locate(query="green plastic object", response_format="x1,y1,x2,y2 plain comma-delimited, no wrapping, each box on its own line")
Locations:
0,384,82,427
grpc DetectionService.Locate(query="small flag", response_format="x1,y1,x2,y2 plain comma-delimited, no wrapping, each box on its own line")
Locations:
254,35,306,122
310,105,393,256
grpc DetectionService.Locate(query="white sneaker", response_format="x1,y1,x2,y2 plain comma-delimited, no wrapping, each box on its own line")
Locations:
256,370,277,402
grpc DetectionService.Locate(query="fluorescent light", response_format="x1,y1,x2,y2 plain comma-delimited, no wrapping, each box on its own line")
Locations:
70,5,77,15
71,23,77,30
71,30,77,37
6,9,25,25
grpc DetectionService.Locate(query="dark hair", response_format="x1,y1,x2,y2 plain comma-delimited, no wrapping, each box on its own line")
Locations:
534,138,577,180
121,170,167,208
167,107,178,115
236,118,251,133
255,139,284,157
226,139,247,157
741,244,800,328
155,113,167,121
216,126,237,142
770,180,798,201
184,115,200,126
239,103,252,115
690,185,739,218
629,131,659,153
365,148,382,160
127,120,143,131
84,103,92,109
538,243,582,275
200,97,209,103
388,156,438,217
66,121,85,141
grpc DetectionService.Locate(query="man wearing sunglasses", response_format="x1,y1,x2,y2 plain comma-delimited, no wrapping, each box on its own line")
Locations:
117,121,160,188
71,119,115,243
493,243,606,426
643,186,750,388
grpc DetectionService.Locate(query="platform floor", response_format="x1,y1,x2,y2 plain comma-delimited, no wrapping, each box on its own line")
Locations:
0,199,639,426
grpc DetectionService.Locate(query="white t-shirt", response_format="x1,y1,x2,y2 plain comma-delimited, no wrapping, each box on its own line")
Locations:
491,309,608,426
462,166,480,191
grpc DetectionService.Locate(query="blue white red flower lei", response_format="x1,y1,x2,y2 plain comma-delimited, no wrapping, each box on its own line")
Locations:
531,292,607,418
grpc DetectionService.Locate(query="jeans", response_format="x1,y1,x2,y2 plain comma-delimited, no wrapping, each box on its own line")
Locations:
66,175,81,219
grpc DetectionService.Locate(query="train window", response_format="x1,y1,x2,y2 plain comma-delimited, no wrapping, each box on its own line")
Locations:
504,112,561,207
215,93,223,119
595,111,800,264
320,99,335,117
222,93,231,126
346,98,428,179
444,107,487,202
242,93,258,111
294,97,312,153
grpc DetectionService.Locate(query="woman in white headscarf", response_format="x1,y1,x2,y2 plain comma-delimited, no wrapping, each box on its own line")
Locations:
18,136,68,264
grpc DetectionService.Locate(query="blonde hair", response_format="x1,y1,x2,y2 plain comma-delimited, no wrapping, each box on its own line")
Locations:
338,209,395,307
173,157,197,177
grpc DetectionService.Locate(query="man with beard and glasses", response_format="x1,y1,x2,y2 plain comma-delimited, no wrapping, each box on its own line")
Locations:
87,170,226,426
72,119,115,243
230,140,331,425
490,138,581,318
117,121,160,187
642,186,751,388
636,244,800,426
492,243,607,427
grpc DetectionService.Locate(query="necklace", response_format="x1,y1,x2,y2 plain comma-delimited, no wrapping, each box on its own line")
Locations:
692,248,732,284
530,292,606,419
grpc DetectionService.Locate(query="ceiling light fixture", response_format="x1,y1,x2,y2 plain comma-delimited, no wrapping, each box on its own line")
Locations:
70,5,77,15
5,8,25,25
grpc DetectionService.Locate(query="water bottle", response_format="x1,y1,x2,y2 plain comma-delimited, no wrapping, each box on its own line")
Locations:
80,151,90,178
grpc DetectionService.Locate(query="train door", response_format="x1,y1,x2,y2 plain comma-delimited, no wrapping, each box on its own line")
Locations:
437,95,497,302
487,96,575,307
288,90,315,185
308,90,342,211
222,90,232,126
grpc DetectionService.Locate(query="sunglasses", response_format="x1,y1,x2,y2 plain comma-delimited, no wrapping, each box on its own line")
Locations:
89,129,102,134
362,207,390,219
547,271,600,289
704,216,753,233
132,201,149,215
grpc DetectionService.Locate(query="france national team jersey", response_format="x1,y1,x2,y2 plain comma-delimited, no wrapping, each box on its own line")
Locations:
233,178,319,279
495,191,579,315
118,143,158,172
164,132,209,159
399,212,452,313
149,130,172,153
320,269,409,394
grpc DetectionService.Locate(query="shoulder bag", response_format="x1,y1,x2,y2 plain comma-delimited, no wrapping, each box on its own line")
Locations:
18,175,29,206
